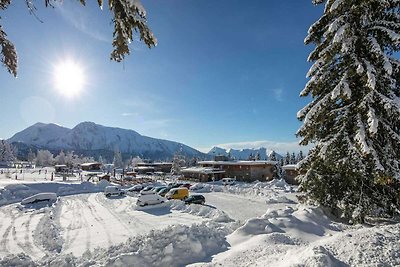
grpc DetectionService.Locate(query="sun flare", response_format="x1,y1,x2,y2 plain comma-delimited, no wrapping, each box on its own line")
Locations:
53,60,85,98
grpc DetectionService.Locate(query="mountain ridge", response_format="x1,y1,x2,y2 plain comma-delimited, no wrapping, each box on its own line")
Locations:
8,122,205,161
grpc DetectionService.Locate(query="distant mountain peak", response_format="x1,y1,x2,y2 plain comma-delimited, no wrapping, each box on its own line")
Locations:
8,122,204,161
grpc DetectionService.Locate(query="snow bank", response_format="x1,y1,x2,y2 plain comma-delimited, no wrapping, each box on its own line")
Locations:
1,222,231,267
0,181,110,206
169,200,233,223
191,179,295,199
228,206,344,247
0,253,37,267
100,222,229,267
33,203,63,253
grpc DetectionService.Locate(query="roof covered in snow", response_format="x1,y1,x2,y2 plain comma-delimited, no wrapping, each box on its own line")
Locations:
198,160,277,166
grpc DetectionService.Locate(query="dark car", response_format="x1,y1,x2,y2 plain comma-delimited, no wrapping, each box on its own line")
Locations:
158,187,170,197
184,195,205,205
141,185,154,192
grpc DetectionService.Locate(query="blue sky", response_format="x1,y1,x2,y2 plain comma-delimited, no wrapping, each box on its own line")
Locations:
0,0,322,153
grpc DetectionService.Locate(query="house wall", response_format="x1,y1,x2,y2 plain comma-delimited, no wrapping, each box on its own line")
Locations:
283,169,300,185
182,172,224,183
200,163,275,182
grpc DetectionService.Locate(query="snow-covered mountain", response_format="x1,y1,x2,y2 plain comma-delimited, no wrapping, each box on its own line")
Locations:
8,122,204,160
207,147,282,160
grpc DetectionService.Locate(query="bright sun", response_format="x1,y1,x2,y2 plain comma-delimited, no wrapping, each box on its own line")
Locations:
53,60,85,98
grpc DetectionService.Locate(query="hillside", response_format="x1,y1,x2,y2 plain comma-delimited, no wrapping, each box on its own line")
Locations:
8,122,204,160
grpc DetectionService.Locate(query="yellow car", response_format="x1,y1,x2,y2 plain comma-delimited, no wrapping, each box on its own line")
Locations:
165,187,189,200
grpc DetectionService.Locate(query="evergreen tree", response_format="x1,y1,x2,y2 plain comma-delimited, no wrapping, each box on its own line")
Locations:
290,152,296,165
35,150,54,167
113,150,123,168
27,149,36,163
55,150,66,165
285,152,290,165
171,153,184,175
269,151,277,161
298,0,400,222
0,140,16,162
296,150,304,163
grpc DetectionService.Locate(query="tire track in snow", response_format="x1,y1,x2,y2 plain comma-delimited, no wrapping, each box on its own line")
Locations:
83,194,112,248
61,197,88,252
94,193,151,232
0,207,18,254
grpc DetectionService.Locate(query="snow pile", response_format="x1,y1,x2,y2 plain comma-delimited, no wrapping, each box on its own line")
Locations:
0,253,37,267
100,222,229,267
265,194,295,204
33,204,63,253
253,178,294,192
0,181,110,206
169,200,233,223
23,222,229,267
0,184,40,206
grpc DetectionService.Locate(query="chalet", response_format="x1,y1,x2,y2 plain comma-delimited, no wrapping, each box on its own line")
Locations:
134,166,156,174
181,167,225,182
136,162,173,173
198,160,277,182
81,162,102,171
282,164,300,185
55,164,69,173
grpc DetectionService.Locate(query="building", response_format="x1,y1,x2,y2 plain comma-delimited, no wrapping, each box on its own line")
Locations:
282,164,300,185
198,160,277,182
136,162,173,173
81,162,102,171
181,167,226,182
55,164,69,173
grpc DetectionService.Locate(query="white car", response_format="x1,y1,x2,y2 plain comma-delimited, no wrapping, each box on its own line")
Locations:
136,191,165,206
21,193,58,205
124,184,144,193
104,186,125,197
222,178,236,185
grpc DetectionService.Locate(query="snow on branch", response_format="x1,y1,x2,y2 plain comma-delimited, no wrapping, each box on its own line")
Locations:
368,36,393,75
363,60,376,90
331,73,351,100
367,108,378,136
371,26,400,45
355,115,371,155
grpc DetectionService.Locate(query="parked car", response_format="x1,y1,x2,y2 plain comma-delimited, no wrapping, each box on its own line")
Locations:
104,186,125,197
190,183,204,191
136,191,165,206
184,195,205,205
180,183,192,189
21,192,58,205
222,178,236,185
152,186,167,193
141,185,154,192
124,184,144,193
158,187,170,197
165,187,189,200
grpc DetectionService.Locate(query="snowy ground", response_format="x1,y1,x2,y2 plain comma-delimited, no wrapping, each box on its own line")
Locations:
0,170,399,266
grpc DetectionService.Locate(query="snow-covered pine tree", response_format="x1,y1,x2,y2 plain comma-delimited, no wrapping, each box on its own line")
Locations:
113,150,123,169
290,152,297,164
27,149,36,163
55,150,66,165
298,0,400,222
285,152,291,165
269,151,277,161
0,140,16,162
296,150,305,163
